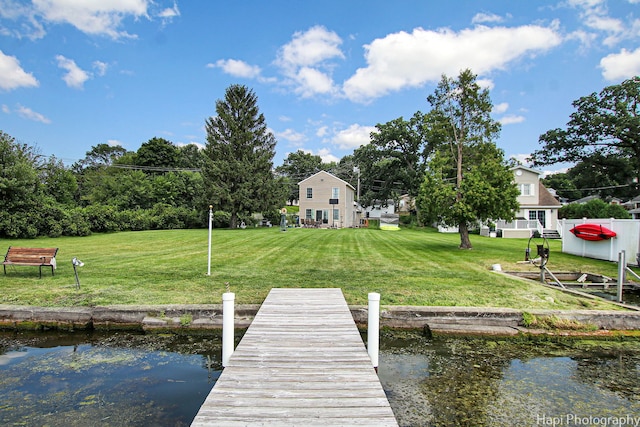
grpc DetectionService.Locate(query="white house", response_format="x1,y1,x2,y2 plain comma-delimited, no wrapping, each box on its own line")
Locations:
298,171,357,228
496,165,562,238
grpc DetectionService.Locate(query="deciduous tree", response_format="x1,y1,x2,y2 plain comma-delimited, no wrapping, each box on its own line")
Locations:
353,112,431,211
418,70,518,249
530,77,640,183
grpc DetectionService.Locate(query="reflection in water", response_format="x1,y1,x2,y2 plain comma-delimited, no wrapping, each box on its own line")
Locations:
0,331,223,427
0,330,639,426
379,330,640,427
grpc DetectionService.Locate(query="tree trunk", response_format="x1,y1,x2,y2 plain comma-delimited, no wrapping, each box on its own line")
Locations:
229,212,238,229
459,222,473,249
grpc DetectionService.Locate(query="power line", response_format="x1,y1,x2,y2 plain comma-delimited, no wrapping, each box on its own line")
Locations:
108,164,202,172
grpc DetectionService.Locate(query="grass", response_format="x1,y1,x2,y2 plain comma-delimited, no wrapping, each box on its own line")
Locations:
0,227,630,310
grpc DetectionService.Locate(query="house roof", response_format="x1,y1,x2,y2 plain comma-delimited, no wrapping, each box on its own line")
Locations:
571,195,600,204
298,170,356,190
511,165,543,176
538,181,562,207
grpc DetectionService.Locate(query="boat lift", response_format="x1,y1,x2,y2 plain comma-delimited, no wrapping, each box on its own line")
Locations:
523,235,565,288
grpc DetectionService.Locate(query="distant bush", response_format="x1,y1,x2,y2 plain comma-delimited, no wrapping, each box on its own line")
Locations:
559,199,631,219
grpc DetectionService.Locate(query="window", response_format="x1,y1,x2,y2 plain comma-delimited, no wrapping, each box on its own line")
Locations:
520,183,534,196
305,209,312,220
332,187,339,199
306,187,313,199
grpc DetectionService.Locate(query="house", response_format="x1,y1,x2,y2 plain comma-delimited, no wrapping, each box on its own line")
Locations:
298,171,357,228
494,166,562,238
625,195,640,219
364,199,395,219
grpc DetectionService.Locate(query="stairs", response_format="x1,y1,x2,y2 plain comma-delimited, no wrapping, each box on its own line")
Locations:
543,229,561,239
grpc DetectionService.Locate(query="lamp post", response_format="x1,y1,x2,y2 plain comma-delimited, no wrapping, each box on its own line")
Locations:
207,205,213,276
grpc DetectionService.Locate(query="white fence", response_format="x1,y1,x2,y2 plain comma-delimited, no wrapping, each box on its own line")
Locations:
560,218,640,264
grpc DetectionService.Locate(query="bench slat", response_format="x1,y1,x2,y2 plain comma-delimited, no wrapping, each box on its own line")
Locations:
3,247,59,278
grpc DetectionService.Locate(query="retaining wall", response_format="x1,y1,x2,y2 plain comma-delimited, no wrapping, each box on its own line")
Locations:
1,304,640,334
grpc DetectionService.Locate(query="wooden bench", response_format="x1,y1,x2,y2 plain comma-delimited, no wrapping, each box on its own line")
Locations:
3,247,58,278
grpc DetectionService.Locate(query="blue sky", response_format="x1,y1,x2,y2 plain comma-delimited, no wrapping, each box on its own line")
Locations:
1,0,639,174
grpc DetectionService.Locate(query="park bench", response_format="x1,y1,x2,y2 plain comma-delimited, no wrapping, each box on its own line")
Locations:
3,247,58,278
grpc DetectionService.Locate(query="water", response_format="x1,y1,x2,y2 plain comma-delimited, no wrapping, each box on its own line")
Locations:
379,330,640,426
0,331,224,426
1,330,639,427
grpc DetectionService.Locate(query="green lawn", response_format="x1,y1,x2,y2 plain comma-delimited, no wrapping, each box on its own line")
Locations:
0,227,629,310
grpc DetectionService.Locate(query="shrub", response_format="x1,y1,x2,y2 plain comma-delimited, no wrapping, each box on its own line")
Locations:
83,204,120,233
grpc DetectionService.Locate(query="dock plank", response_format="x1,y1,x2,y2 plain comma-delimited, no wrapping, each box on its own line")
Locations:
191,288,398,426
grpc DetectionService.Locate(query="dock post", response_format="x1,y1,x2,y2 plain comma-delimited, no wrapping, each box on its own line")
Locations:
222,292,235,367
368,292,380,371
617,250,626,303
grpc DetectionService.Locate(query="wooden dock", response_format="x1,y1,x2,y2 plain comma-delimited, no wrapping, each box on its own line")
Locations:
191,288,398,426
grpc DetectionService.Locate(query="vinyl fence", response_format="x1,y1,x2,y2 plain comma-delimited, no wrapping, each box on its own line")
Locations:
560,218,640,265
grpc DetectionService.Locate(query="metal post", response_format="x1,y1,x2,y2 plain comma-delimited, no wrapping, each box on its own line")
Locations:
368,292,380,371
73,264,80,290
617,250,626,303
222,292,235,367
207,205,213,276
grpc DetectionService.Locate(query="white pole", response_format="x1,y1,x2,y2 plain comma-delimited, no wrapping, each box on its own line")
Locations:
368,292,380,370
222,292,235,367
617,250,626,303
207,205,213,276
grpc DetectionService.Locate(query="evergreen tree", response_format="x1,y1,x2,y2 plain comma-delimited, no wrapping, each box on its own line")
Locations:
203,85,281,228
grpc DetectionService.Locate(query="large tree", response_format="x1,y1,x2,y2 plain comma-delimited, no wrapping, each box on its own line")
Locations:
530,76,640,183
276,150,324,205
136,137,180,169
353,112,431,211
0,131,45,237
418,69,519,249
203,84,281,228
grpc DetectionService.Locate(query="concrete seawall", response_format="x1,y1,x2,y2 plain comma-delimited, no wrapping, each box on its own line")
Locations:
1,304,640,334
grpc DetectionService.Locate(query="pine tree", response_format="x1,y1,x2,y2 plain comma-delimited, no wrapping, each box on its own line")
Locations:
203,85,280,228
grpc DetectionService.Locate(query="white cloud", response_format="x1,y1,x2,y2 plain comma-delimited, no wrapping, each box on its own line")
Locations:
0,50,39,90
332,124,376,150
276,25,344,70
212,59,261,79
568,0,635,47
177,141,205,150
56,55,90,89
293,67,336,97
477,79,495,90
16,104,51,123
599,47,640,81
342,25,561,103
493,102,509,114
92,60,108,76
472,12,505,24
158,2,180,20
107,139,124,147
316,126,329,138
275,25,343,98
1,104,9,114
276,128,307,145
0,0,46,39
1,0,178,40
316,147,339,164
32,0,149,39
499,114,525,125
